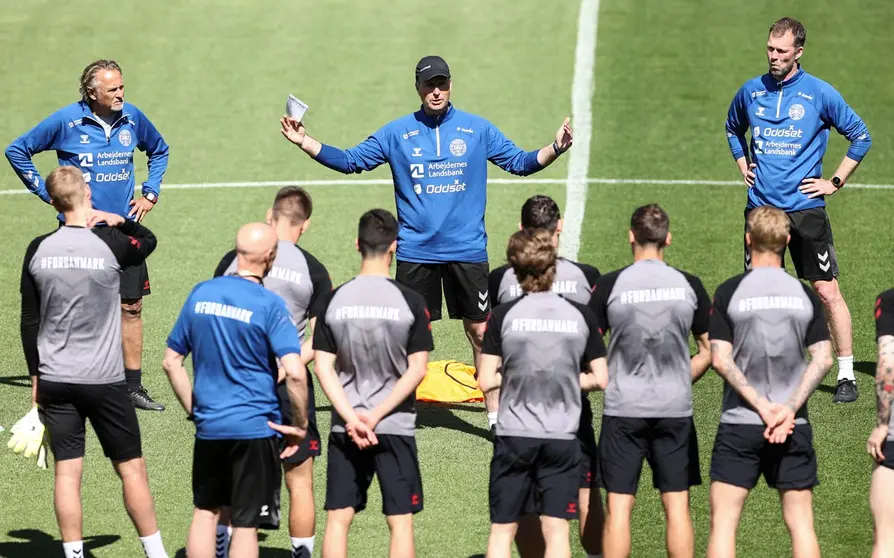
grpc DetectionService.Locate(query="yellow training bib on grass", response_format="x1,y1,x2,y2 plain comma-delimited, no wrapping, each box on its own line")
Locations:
416,360,484,403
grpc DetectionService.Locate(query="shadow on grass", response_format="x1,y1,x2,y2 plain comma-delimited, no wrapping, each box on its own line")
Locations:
0,529,119,558
417,401,490,441
0,375,30,389
174,533,294,557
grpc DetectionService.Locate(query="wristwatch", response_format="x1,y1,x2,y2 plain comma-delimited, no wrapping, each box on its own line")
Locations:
552,141,565,156
144,192,158,204
831,176,844,189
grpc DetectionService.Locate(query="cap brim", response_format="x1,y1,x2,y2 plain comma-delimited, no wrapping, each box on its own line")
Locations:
417,70,450,83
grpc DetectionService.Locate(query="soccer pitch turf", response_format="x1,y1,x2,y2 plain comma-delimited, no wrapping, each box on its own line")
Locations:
1,0,893,556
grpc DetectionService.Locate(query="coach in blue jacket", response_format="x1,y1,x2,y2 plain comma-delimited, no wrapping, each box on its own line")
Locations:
6,59,170,412
280,55,572,415
725,18,871,405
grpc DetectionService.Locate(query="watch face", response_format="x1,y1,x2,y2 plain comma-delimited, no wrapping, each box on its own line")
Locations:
832,177,842,186
145,193,157,202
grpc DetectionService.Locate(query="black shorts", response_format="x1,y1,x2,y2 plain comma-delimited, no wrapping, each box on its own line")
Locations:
710,423,818,490
325,433,423,516
395,260,490,321
39,380,142,462
579,394,600,490
882,441,894,471
599,416,701,495
277,382,321,465
490,436,580,523
120,261,151,300
193,437,282,528
744,207,838,281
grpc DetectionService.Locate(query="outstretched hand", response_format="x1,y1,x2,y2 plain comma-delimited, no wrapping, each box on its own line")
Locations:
280,116,307,147
555,117,573,152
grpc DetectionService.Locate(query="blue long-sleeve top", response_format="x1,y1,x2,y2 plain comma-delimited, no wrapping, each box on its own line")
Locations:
6,101,169,219
725,68,871,212
314,103,543,263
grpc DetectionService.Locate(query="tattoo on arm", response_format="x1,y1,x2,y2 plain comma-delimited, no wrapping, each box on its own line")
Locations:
711,340,764,408
785,340,833,412
876,336,894,427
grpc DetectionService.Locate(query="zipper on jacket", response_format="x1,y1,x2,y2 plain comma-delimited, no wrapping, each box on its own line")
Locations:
776,86,784,119
435,125,441,157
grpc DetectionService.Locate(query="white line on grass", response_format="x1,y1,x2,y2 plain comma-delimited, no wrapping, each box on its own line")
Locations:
3,176,894,195
558,0,600,261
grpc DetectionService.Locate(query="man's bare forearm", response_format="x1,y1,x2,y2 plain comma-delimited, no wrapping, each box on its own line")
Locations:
691,334,712,383
784,340,833,412
162,349,193,414
281,353,308,429
299,135,323,158
711,341,767,410
876,336,894,427
371,352,428,422
831,155,861,184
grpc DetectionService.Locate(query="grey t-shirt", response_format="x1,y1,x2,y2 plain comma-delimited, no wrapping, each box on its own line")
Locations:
20,222,157,384
875,289,894,441
589,259,711,418
710,267,829,425
313,275,434,436
215,240,331,336
482,291,606,440
489,257,600,307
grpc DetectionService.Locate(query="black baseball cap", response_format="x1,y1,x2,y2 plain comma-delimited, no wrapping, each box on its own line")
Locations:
415,55,450,84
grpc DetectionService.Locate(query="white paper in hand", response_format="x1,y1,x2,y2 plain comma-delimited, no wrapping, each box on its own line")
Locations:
286,94,308,122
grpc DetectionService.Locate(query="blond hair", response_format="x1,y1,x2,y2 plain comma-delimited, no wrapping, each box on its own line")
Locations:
507,229,557,293
79,60,122,102
46,167,88,212
747,206,790,254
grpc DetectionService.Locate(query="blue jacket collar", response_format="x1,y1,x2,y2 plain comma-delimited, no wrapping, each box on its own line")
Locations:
77,100,131,126
763,66,805,90
415,103,455,127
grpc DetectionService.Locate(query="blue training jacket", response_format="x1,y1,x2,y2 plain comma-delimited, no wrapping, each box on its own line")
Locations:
5,101,169,219
725,68,871,212
315,103,544,263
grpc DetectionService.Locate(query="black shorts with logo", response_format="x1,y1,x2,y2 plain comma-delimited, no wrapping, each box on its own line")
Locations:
396,261,490,321
599,416,701,495
276,382,321,465
325,433,423,516
120,261,151,300
193,437,282,528
490,436,580,523
882,441,894,471
39,380,142,462
710,423,818,490
744,207,838,281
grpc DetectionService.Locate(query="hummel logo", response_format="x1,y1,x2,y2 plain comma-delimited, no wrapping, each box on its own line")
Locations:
478,290,488,301
80,134,90,144
412,147,422,157
72,550,83,557
756,107,766,117
818,251,830,272
477,290,488,312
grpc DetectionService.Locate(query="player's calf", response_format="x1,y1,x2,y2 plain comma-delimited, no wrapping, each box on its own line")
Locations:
602,493,635,558
188,508,222,558
322,508,355,558
386,513,416,558
487,522,518,558
54,458,85,543
541,516,572,558
871,465,894,558
285,458,316,556
661,491,694,558
780,489,820,558
707,482,749,558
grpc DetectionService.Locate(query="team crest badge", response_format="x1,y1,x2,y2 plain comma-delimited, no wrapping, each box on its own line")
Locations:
118,129,132,147
788,103,805,121
449,138,466,157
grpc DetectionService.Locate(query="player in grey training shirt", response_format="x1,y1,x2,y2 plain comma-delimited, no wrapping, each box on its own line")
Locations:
487,194,602,558
478,229,607,558
212,187,331,557
868,290,894,556
708,206,833,558
17,167,169,558
312,209,433,558
588,204,711,558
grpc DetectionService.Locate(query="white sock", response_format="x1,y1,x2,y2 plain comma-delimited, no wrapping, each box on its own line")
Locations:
291,536,315,557
837,355,855,382
63,541,84,558
487,411,498,429
139,531,168,558
215,525,231,558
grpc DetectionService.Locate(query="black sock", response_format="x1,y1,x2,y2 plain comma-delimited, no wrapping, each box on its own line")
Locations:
125,368,141,391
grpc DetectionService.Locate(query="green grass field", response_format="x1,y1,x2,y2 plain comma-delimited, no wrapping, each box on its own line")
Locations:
1,1,893,556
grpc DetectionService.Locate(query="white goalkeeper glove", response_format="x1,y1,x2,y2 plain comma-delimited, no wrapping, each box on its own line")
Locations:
7,405,48,469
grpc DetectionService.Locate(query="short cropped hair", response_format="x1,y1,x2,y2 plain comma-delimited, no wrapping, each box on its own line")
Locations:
769,17,806,49
358,209,398,258
630,204,670,247
271,186,313,226
520,195,561,232
79,60,122,103
747,206,790,254
507,229,557,294
46,167,87,212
